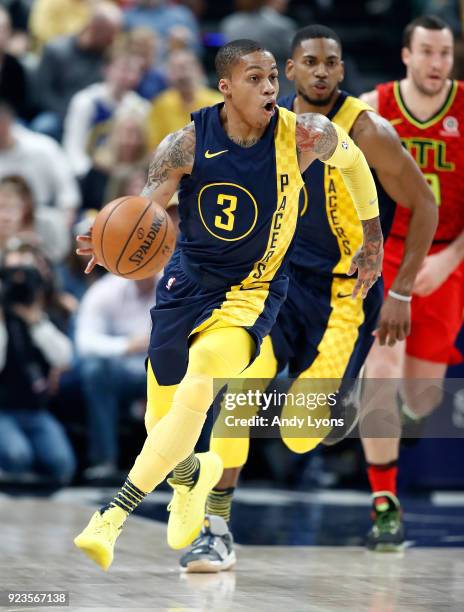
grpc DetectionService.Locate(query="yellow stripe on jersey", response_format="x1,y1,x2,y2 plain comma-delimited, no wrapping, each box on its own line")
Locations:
192,107,303,335
242,106,303,287
325,96,374,275
394,80,458,130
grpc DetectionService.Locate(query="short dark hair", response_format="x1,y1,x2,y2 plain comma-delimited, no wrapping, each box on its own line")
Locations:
215,39,266,79
403,15,452,49
291,25,342,55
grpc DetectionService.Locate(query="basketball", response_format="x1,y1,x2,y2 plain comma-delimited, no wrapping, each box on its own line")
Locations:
91,196,176,280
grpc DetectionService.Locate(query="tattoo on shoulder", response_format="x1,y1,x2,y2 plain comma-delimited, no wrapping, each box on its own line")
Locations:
141,122,195,198
296,113,338,160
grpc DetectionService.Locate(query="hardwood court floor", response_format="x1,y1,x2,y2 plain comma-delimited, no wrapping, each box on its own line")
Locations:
1,496,463,611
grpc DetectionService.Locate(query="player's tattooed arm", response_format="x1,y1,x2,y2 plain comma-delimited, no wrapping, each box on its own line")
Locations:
348,218,384,299
295,113,338,169
140,121,196,207
76,123,195,275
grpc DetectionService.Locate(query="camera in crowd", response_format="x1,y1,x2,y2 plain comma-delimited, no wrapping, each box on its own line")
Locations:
0,243,48,310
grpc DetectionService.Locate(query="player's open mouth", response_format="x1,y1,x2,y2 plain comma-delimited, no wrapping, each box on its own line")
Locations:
263,101,276,115
314,82,328,92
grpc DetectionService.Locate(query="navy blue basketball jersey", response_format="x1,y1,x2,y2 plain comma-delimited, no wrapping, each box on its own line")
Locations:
278,92,396,275
176,103,303,289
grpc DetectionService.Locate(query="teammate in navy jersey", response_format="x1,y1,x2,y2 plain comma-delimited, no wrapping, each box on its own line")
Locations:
74,39,383,570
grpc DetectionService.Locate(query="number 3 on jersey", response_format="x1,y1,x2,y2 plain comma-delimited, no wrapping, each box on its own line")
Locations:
198,182,258,242
424,173,441,206
215,194,237,231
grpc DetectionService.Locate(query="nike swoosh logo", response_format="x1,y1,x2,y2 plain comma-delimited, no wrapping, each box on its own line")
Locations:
205,149,228,158
337,292,352,299
369,198,378,205
390,118,403,126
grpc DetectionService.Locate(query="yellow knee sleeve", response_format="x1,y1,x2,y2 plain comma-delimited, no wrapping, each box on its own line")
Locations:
128,326,254,493
189,326,254,378
129,372,212,492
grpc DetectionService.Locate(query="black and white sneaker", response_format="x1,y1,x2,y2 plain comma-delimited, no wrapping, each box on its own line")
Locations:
179,514,236,573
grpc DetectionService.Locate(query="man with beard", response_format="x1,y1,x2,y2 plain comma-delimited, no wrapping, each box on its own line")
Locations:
360,15,464,551
178,25,438,572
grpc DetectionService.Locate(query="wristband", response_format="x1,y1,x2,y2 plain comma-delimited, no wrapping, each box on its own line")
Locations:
388,289,412,303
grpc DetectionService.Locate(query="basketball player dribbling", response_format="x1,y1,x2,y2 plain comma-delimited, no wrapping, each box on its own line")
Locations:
74,39,383,570
360,16,464,551
178,25,438,573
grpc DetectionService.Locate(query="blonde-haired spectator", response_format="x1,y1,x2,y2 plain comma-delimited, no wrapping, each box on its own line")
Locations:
82,107,150,208
147,49,222,150
95,106,149,171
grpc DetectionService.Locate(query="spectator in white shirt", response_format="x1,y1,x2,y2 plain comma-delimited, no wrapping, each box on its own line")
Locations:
63,48,148,181
0,101,80,241
75,272,158,477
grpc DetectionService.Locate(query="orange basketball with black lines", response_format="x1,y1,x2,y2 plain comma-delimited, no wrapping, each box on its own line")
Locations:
91,196,176,280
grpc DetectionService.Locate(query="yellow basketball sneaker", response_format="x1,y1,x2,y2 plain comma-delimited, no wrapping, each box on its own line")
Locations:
167,451,223,550
74,507,125,570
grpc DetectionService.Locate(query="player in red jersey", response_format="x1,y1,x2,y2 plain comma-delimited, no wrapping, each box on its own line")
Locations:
360,15,464,551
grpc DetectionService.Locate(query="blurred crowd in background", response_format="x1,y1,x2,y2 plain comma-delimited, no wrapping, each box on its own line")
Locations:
0,0,463,489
